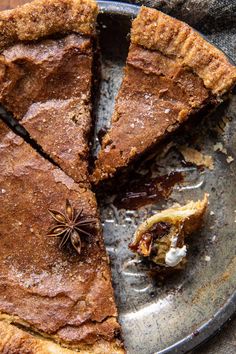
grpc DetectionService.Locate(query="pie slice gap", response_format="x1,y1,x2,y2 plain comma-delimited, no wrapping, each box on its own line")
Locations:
92,6,236,184
0,120,124,352
0,0,98,184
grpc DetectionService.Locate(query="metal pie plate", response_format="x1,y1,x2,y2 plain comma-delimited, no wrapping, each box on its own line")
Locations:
96,2,236,353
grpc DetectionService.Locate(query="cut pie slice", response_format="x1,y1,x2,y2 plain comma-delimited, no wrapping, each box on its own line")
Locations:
0,0,98,184
0,120,124,353
129,194,208,272
92,6,236,184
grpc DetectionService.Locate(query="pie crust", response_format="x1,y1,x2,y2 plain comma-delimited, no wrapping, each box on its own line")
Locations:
0,0,124,352
0,321,123,354
0,33,94,183
92,6,236,184
0,0,97,51
0,2,234,351
0,120,124,353
129,194,208,270
0,0,98,183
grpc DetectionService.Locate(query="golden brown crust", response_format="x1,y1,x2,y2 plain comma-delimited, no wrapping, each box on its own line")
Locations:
92,7,236,184
131,7,236,95
0,0,98,51
0,321,124,354
178,146,214,170
132,194,208,247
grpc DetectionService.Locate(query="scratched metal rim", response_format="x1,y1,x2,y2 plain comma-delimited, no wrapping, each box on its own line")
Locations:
97,1,236,353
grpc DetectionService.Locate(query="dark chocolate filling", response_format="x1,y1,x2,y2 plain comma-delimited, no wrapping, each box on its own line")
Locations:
129,221,171,256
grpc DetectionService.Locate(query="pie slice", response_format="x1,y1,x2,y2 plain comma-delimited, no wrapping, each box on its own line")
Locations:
92,6,236,184
129,194,208,273
0,120,124,352
0,0,98,184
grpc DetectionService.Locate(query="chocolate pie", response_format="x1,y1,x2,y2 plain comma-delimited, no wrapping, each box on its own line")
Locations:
0,0,235,351
92,6,236,183
0,0,124,352
0,0,98,183
0,120,124,352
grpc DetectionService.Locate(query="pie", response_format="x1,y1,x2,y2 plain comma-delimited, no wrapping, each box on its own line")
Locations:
0,0,235,351
92,6,236,184
129,194,208,272
0,0,124,352
0,119,124,353
0,0,98,184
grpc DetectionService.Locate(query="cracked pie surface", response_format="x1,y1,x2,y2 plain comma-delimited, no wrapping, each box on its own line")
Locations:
0,0,124,352
0,120,124,353
93,6,236,183
0,0,97,184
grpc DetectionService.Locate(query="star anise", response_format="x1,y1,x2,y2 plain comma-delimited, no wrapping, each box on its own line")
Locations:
47,200,97,254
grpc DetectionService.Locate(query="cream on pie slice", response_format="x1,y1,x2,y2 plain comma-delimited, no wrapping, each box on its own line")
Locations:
129,194,208,272
0,119,124,353
92,6,236,184
0,0,98,184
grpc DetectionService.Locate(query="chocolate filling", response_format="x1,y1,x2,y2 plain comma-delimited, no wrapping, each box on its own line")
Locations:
129,222,171,256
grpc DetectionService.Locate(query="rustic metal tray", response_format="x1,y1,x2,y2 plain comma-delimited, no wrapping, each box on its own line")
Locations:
96,1,236,353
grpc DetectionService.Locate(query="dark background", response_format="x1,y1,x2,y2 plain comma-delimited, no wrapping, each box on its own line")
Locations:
1,0,235,353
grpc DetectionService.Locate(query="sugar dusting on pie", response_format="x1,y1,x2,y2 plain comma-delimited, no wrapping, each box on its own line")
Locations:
0,121,124,352
92,6,236,184
0,1,235,352
0,1,124,353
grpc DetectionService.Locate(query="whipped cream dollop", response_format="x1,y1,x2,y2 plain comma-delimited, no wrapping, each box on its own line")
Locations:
165,236,187,267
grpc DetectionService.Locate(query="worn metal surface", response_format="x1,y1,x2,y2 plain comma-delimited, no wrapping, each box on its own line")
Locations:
192,316,236,354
